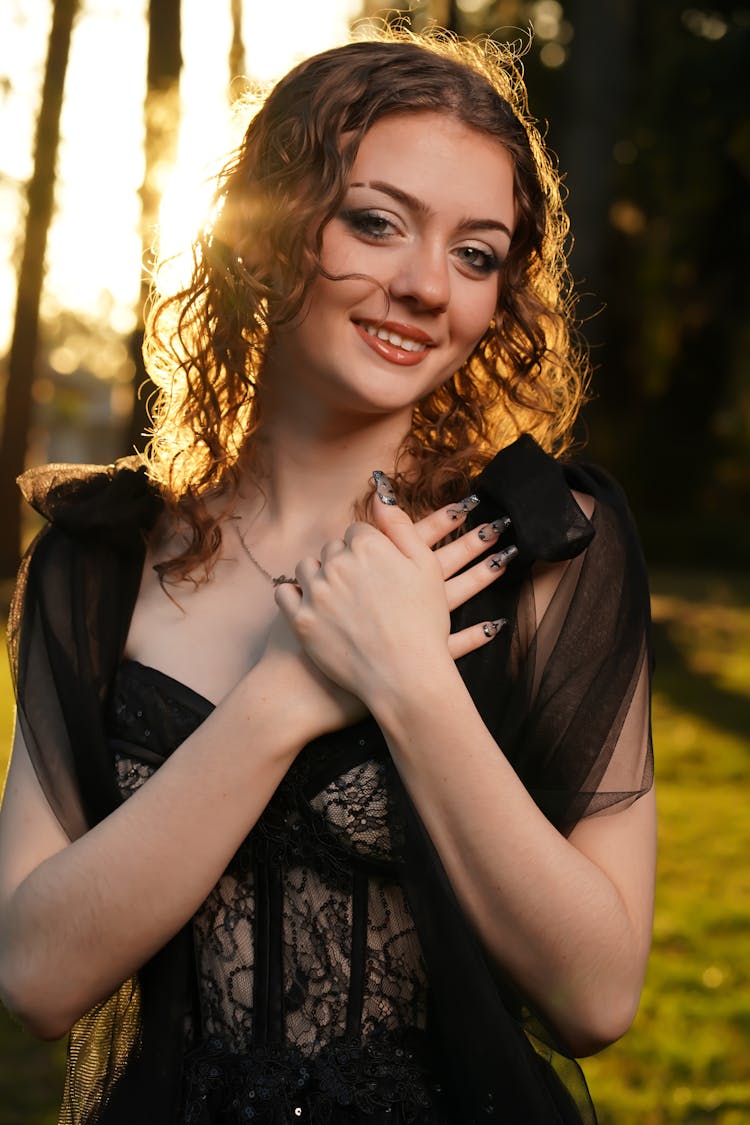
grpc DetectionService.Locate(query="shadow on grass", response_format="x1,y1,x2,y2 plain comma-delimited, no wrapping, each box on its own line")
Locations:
652,617,750,749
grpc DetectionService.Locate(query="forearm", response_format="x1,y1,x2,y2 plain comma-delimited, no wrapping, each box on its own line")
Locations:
0,660,307,1039
372,660,653,1055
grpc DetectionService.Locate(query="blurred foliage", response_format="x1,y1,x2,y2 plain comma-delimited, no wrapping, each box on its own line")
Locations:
396,0,750,564
582,570,750,1122
2,570,750,1121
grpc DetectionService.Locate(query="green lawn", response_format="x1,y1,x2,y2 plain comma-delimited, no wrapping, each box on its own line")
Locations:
1,570,749,1123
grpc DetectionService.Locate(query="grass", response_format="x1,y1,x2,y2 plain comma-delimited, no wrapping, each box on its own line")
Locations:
1,570,749,1123
580,572,750,1124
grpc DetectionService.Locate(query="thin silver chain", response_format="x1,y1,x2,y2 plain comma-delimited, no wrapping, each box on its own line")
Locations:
234,522,299,587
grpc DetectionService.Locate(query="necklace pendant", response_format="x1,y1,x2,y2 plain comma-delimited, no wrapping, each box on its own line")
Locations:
272,574,298,587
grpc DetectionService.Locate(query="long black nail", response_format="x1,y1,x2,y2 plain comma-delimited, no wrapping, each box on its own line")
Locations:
478,515,512,542
447,493,480,521
487,544,519,570
372,470,397,505
482,618,508,638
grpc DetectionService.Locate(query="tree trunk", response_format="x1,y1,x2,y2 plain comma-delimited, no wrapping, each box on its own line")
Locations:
229,0,246,99
557,0,636,335
0,0,80,578
127,0,182,454
424,0,460,31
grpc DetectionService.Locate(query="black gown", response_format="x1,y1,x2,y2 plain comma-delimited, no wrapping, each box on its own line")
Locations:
110,659,451,1123
7,436,654,1125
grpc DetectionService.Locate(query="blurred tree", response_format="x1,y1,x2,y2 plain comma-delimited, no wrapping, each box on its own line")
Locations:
426,0,750,561
589,1,750,561
0,0,80,577
229,0,246,99
556,0,635,333
127,0,182,454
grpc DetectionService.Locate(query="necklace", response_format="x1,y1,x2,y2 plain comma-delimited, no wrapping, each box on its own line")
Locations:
235,522,299,587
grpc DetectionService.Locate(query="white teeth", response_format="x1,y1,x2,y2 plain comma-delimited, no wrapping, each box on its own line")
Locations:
362,324,427,352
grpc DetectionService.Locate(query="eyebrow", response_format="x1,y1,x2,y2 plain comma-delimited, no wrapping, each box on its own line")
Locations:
349,179,513,239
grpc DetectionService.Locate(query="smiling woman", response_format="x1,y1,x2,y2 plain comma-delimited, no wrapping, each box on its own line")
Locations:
262,114,515,421
0,28,654,1125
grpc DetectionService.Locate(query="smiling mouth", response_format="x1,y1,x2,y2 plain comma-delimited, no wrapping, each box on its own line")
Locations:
354,320,434,353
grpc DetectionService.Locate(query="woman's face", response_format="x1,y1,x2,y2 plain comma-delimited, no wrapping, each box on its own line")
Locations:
265,111,516,420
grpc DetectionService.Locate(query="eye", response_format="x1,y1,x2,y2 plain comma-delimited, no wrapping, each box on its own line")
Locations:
340,208,399,240
454,245,500,276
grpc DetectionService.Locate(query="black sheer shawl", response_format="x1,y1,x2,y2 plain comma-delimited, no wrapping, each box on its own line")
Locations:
6,436,653,1125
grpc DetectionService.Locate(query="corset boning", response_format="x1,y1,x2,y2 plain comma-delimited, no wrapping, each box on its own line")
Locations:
106,659,451,1123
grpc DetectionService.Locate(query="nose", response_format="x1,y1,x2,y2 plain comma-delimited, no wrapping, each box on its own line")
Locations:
388,239,450,312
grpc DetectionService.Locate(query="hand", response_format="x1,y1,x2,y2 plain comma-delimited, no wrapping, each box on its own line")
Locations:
275,478,515,712
260,607,368,737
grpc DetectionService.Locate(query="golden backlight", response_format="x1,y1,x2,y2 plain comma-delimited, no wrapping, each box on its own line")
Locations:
0,0,359,350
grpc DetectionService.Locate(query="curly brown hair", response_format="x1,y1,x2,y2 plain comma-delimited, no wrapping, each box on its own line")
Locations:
144,29,589,581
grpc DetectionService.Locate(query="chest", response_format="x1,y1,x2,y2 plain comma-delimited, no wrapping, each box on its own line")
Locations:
124,546,280,703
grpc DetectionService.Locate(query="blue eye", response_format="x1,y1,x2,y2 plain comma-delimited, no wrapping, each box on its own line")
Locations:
340,209,395,239
455,246,499,276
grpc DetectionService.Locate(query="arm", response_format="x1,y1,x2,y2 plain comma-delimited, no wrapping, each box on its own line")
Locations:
373,661,655,1057
277,493,656,1056
0,652,350,1040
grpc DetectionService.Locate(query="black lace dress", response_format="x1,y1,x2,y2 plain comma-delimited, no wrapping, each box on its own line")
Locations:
109,660,449,1123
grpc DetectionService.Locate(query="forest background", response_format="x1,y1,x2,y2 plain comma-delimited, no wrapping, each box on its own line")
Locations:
0,1,748,1122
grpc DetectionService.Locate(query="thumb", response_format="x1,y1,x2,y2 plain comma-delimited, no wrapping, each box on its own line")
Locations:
370,470,421,558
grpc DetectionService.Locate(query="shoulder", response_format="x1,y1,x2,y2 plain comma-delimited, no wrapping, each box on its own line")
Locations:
10,459,161,670
475,437,650,619
18,456,163,550
563,460,648,570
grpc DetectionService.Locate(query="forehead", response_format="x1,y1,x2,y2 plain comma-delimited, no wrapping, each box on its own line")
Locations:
347,112,515,223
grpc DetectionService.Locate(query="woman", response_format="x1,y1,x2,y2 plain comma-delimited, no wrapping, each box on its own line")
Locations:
0,31,655,1125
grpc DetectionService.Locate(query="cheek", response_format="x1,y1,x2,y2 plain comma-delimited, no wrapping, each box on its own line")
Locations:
456,289,498,347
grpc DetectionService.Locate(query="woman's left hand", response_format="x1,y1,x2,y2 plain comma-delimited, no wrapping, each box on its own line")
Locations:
274,477,514,713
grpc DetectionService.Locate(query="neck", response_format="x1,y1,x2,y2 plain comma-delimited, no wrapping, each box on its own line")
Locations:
237,395,412,541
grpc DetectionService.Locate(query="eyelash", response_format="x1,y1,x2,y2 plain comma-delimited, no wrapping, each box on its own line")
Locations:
341,209,396,240
454,246,500,276
340,208,501,277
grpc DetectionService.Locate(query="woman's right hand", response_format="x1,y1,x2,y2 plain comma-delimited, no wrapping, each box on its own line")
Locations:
260,605,368,735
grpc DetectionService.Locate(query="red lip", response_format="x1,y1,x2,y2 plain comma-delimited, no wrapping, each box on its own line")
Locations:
355,318,436,346
354,322,432,367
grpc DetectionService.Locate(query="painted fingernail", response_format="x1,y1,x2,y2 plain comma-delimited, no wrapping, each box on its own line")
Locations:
446,493,480,521
372,470,397,505
487,544,519,570
478,515,512,542
482,618,508,638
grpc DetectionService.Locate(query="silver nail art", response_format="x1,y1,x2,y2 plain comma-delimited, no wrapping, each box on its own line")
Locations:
372,470,397,505
478,515,512,542
482,618,508,638
446,493,481,521
487,544,519,570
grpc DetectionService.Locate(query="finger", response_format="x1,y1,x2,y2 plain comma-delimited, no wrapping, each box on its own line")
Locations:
448,617,508,660
413,493,483,547
369,472,425,559
294,555,321,594
274,579,302,619
433,516,512,579
444,545,519,612
320,538,347,564
342,520,379,549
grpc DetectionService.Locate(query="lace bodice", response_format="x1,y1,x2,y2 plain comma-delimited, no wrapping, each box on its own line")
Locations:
108,659,445,1122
